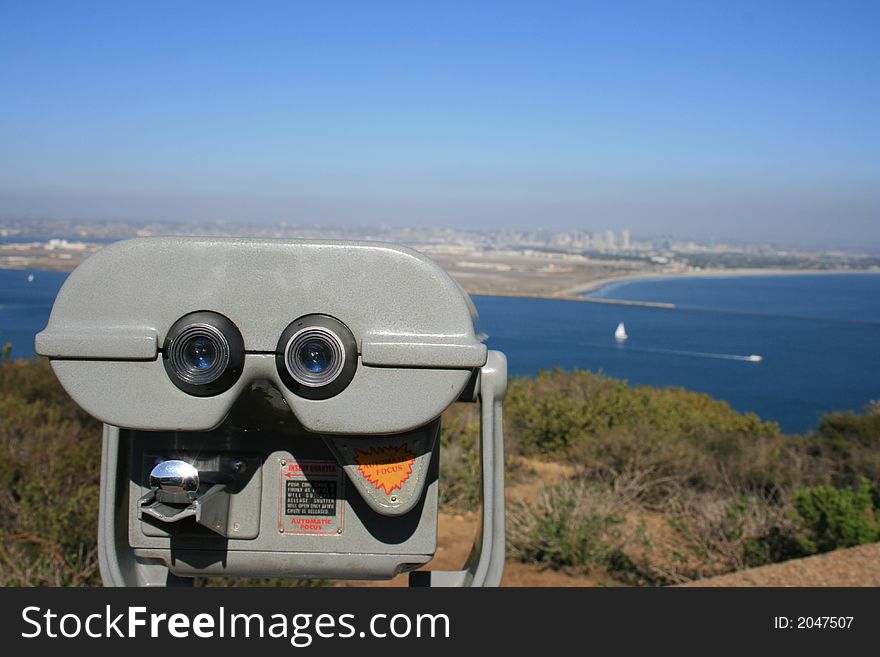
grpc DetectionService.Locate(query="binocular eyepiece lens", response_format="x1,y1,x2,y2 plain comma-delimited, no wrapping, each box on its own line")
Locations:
164,312,357,399
170,325,229,385
299,339,333,374
163,312,245,397
276,315,357,399
183,336,219,371
285,328,345,387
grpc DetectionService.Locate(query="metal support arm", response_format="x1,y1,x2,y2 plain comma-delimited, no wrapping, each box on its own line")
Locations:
410,349,508,587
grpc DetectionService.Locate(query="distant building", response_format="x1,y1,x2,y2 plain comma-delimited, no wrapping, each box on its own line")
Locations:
622,229,631,249
604,230,615,249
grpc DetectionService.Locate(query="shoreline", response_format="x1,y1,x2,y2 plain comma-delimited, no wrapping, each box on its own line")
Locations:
557,267,880,299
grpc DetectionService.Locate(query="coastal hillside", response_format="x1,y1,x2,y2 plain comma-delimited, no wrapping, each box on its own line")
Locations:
1,359,878,586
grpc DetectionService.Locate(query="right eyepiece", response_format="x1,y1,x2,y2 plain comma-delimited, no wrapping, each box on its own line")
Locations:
276,314,357,399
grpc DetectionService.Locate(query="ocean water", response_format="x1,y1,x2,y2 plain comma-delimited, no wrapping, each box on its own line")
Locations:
0,269,70,360
1,269,878,434
475,273,880,434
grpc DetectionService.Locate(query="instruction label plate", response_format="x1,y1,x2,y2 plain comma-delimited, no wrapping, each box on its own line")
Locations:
279,459,344,536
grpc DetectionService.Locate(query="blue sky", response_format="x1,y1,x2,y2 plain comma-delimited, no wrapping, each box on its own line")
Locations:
0,0,877,248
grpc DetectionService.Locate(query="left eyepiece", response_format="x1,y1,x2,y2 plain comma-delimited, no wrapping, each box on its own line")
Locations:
163,311,244,396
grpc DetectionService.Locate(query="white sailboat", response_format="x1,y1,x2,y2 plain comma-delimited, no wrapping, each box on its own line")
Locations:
614,322,628,342
27,273,34,283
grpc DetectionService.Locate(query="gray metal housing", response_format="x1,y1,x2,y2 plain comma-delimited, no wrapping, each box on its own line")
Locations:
36,237,506,586
36,237,486,434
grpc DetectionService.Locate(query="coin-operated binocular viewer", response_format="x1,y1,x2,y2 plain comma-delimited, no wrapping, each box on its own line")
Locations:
36,238,506,587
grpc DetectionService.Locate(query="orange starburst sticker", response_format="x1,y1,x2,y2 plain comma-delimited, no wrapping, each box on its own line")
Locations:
354,445,417,495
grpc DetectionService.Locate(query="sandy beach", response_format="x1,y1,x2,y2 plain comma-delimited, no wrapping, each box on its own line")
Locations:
558,267,880,299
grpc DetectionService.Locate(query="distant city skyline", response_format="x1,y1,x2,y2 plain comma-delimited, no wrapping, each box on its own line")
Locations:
1,1,877,250
6,216,880,259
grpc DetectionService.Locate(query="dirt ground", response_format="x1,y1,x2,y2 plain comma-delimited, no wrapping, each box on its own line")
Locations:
683,542,880,587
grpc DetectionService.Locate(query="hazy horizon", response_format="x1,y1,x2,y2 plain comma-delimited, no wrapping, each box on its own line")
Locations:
1,1,877,250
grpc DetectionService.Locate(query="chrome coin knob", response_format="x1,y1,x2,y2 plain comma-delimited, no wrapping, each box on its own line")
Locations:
149,460,200,494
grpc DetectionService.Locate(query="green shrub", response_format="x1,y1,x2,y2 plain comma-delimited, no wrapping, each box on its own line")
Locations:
507,479,626,572
663,491,803,580
804,409,880,492
438,403,482,509
506,368,782,457
0,359,103,585
793,477,880,554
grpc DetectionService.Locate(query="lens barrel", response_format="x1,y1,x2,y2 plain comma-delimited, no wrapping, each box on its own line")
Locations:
170,325,228,385
163,311,244,396
276,314,357,399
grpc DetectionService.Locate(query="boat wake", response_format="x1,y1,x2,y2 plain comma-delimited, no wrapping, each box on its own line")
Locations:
622,345,763,362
